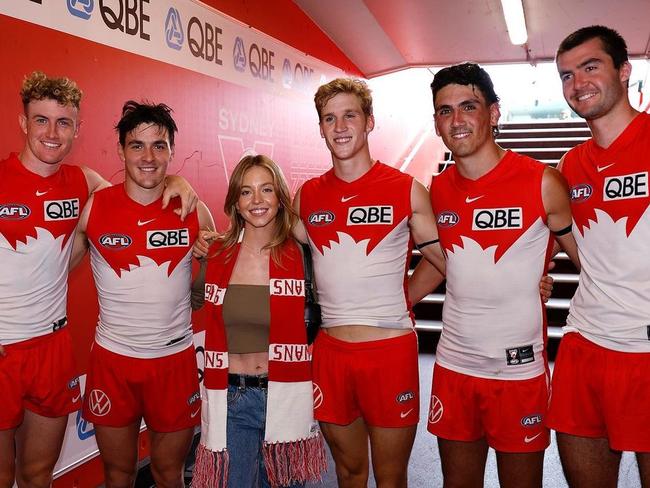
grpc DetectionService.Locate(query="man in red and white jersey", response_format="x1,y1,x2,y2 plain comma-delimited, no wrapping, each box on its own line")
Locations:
546,25,650,487
0,73,197,488
408,63,579,488
71,101,213,488
293,78,446,487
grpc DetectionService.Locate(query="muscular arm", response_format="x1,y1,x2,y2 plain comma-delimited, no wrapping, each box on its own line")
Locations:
69,194,94,270
542,166,580,270
292,186,308,244
409,180,446,275
408,258,446,305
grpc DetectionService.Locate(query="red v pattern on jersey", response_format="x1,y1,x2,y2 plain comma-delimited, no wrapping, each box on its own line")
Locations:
86,185,197,277
303,162,412,256
0,154,87,250
431,151,548,264
564,114,650,238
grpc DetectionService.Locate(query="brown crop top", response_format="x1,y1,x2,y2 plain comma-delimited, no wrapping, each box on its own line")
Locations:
223,285,270,354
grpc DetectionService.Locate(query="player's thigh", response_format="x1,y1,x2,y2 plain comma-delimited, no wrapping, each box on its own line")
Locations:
320,418,370,476
556,432,620,488
95,422,140,477
148,427,194,486
0,428,16,488
367,424,416,486
437,437,489,488
495,450,544,488
15,410,67,483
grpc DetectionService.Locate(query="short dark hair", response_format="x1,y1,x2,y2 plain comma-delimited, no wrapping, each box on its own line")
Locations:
557,25,628,68
430,62,500,107
116,100,178,147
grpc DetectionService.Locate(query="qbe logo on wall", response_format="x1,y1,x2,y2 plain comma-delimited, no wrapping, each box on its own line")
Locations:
67,0,94,20
164,7,184,50
233,37,247,72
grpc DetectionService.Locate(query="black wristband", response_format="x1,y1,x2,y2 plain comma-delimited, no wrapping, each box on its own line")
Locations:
553,224,572,236
415,239,439,250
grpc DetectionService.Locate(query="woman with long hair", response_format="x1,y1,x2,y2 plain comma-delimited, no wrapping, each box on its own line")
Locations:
191,155,326,488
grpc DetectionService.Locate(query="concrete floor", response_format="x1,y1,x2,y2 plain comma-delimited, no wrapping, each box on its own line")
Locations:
307,346,643,488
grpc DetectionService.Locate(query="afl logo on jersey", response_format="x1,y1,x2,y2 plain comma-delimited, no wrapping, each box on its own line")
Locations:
437,211,459,228
44,198,80,221
570,184,593,202
0,203,31,220
308,211,334,226
99,233,132,250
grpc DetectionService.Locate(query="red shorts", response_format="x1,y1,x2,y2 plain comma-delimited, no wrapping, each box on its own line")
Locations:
547,332,650,452
0,328,81,429
428,363,550,452
311,330,419,427
82,343,201,432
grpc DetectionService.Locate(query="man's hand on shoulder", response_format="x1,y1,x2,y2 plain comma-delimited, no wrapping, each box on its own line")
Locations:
163,175,198,220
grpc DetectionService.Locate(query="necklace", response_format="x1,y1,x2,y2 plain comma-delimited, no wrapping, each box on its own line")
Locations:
241,241,267,255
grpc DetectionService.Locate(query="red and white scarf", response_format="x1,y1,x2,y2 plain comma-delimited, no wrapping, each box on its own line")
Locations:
192,240,326,488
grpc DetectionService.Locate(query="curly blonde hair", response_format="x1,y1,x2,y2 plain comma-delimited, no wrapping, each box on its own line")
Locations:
314,78,373,121
20,71,82,109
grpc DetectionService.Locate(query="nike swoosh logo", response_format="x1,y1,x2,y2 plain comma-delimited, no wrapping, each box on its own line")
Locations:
465,195,484,203
36,190,49,197
597,163,615,172
190,408,201,418
400,408,414,419
341,195,358,203
72,394,81,403
137,218,156,226
524,433,542,443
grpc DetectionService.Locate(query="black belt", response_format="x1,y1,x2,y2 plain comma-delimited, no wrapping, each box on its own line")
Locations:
228,373,268,389
52,316,67,332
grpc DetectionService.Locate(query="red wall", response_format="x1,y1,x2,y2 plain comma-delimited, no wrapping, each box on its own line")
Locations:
0,7,357,371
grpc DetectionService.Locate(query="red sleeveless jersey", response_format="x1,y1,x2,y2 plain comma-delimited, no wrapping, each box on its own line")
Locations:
0,153,88,344
561,112,650,352
86,184,199,358
431,151,552,379
300,162,414,329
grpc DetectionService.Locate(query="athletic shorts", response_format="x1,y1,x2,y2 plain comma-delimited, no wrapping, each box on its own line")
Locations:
0,328,81,429
311,330,419,428
82,343,201,432
427,363,550,452
546,332,650,452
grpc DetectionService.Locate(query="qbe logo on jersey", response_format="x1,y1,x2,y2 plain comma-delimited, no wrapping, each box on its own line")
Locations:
347,206,393,225
146,228,190,249
472,207,522,230
44,199,80,221
603,172,648,201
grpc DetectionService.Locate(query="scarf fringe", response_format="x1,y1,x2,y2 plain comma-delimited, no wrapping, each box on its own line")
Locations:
262,433,328,488
191,443,230,488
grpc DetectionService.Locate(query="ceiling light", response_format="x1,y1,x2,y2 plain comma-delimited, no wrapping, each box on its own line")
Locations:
500,0,528,45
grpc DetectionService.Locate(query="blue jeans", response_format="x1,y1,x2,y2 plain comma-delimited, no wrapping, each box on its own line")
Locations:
226,384,305,488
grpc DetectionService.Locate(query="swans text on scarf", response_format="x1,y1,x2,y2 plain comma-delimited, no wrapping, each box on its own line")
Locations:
269,343,311,362
204,351,229,369
270,278,305,296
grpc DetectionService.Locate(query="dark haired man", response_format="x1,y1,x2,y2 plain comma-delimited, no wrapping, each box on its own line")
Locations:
409,62,579,488
0,73,197,488
71,101,213,488
546,25,650,487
